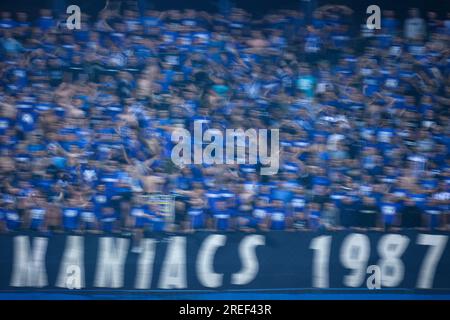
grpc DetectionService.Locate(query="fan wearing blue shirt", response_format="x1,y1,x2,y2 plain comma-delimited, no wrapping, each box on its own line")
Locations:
130,198,153,251
62,199,80,232
211,198,232,231
91,184,110,219
408,190,427,210
29,204,46,232
80,203,98,233
269,199,288,231
100,206,118,234
36,9,55,31
205,184,224,213
3,202,21,232
187,197,206,231
424,198,443,230
244,198,270,230
380,195,399,230
130,198,153,230
290,186,307,216
149,202,166,232
0,12,16,30
307,202,322,231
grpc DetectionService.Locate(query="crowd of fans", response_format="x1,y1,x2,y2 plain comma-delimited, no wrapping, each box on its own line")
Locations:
0,3,449,240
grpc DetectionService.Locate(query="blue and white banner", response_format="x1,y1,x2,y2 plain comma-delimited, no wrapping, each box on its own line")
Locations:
0,231,449,292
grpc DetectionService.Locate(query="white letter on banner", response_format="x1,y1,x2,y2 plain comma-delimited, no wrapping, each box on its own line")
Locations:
231,235,265,285
94,237,129,288
10,236,48,287
197,234,226,288
158,237,187,289
135,239,156,289
56,236,85,289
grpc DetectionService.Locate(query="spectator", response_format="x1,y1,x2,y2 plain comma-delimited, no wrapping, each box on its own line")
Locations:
400,198,423,229
321,202,340,230
0,30,23,54
0,4,447,238
358,196,380,229
340,196,359,228
404,8,426,41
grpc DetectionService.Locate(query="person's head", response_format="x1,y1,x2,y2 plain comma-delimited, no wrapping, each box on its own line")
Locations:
272,199,284,209
216,199,227,210
5,201,15,210
427,11,437,20
404,197,416,206
39,9,52,18
256,197,268,207
312,11,322,20
343,196,354,204
103,206,115,215
409,8,420,18
363,196,375,205
426,197,437,206
16,12,27,22
323,202,332,210
421,95,433,105
310,202,320,211
184,9,196,19
3,30,12,38
1,11,11,20
383,10,395,18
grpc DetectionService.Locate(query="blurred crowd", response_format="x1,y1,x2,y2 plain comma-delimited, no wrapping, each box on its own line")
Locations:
0,3,449,240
